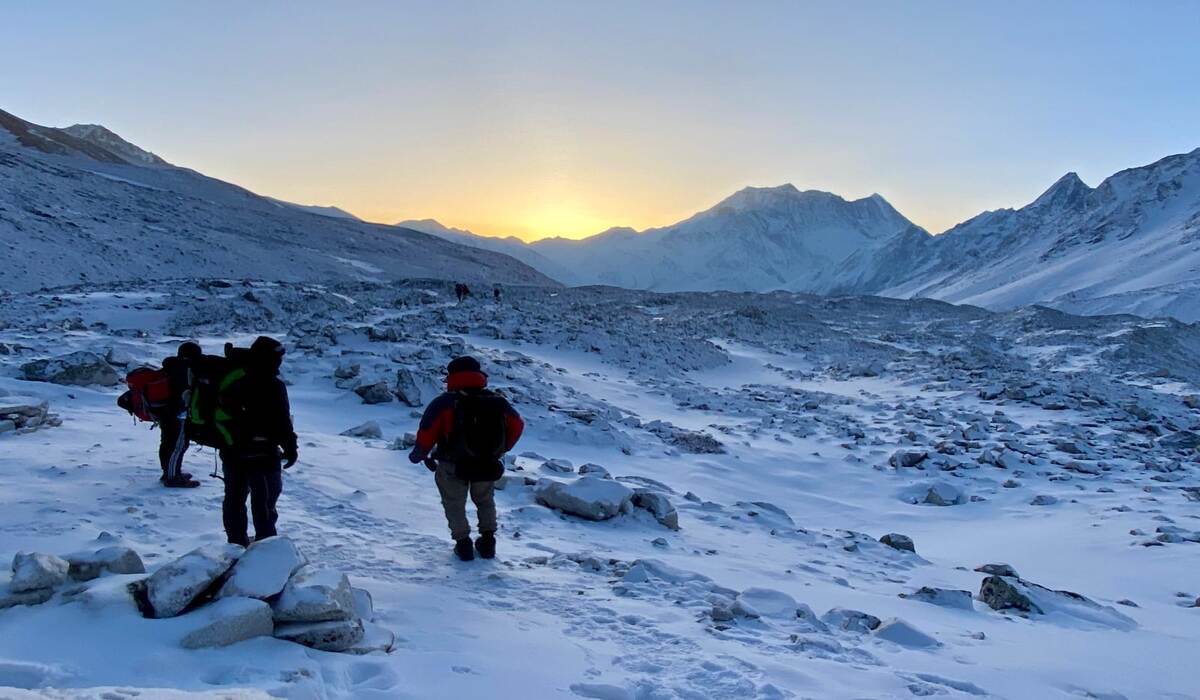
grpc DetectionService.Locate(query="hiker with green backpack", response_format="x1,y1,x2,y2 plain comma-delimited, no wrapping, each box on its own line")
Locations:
186,336,298,546
409,356,525,561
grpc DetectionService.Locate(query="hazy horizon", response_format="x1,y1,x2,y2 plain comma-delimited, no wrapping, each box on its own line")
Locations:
5,1,1198,241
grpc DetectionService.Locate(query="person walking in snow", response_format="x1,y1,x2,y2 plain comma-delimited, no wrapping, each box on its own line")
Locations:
454,283,465,303
157,341,202,488
219,336,299,547
408,356,524,561
493,284,502,303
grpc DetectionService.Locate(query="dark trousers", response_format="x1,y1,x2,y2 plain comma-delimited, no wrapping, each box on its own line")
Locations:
158,416,189,480
221,453,282,547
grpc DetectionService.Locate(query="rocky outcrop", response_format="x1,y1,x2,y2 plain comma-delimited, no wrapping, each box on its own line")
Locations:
143,544,244,618
21,351,120,386
272,565,355,623
10,552,70,592
535,477,634,521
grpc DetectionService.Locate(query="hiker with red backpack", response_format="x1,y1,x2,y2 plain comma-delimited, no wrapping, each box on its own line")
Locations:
409,356,524,561
117,341,202,488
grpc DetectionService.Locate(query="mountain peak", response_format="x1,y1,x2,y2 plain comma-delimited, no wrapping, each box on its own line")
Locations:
62,123,169,166
1030,171,1090,210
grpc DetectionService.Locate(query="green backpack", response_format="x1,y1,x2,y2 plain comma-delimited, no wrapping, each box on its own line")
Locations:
185,346,252,449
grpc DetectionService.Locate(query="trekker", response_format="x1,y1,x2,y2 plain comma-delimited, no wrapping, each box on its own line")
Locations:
219,336,298,547
158,341,202,488
493,284,501,303
408,356,524,561
454,283,465,303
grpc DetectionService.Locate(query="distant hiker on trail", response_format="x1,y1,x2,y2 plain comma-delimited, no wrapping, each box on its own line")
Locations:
454,283,465,302
215,336,299,547
408,356,524,561
116,341,203,488
159,342,202,488
493,284,502,302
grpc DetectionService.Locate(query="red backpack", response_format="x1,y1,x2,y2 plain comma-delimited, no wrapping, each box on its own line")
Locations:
118,367,173,422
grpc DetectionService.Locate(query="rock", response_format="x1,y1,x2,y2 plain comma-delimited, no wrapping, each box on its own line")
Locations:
352,587,374,621
145,544,243,618
21,351,120,386
710,604,735,622
733,587,798,619
541,458,575,474
272,565,355,623
1183,395,1199,409
345,622,396,655
578,463,610,478
821,607,881,633
333,362,360,379
1030,494,1059,506
393,368,422,406
979,576,1040,613
890,450,928,468
354,381,394,404
873,618,940,648
534,477,634,521
924,482,964,506
879,533,915,553
974,563,1019,578
105,347,134,366
1055,440,1085,455
218,537,307,600
901,586,974,610
0,420,14,435
340,420,383,439
632,490,680,530
274,618,365,652
179,597,274,649
64,546,145,581
10,552,70,592
0,585,55,610
1160,431,1200,452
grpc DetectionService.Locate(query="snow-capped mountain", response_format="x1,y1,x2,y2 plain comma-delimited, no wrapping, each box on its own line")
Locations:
829,149,1200,321
531,185,920,291
0,108,554,292
396,218,574,282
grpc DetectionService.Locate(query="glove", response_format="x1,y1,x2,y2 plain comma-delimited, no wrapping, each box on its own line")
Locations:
423,458,438,473
407,448,424,465
282,446,298,469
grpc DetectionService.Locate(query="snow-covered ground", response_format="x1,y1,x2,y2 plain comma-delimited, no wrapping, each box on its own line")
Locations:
1,281,1198,699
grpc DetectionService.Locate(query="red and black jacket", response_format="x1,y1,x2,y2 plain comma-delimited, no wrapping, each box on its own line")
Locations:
412,370,524,461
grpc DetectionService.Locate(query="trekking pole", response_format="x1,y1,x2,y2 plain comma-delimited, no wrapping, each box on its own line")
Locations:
209,449,224,482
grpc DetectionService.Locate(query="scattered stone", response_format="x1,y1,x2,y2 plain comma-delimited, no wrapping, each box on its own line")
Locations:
873,618,940,648
879,533,915,553
272,566,355,623
354,381,394,404
340,421,383,439
274,618,365,652
10,552,70,592
180,597,274,649
534,477,634,521
632,490,680,530
541,458,575,474
333,362,360,379
64,546,145,581
21,351,120,386
901,586,974,610
1030,494,1059,506
144,544,244,618
0,585,55,610
821,607,881,633
578,463,610,478
924,482,964,506
218,537,307,600
974,563,1019,578
890,450,929,468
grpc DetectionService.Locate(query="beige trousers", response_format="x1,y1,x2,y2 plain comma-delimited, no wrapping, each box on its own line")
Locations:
434,462,497,540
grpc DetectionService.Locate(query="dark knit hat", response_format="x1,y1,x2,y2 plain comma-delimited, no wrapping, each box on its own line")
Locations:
177,341,202,359
447,356,482,375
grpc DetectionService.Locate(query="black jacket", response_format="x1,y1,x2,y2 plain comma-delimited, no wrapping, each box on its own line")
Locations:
221,367,297,459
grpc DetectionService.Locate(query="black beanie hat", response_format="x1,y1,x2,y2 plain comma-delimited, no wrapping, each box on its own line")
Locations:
447,356,482,375
177,341,202,359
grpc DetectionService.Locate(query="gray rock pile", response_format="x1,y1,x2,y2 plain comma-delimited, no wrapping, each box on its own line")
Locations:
0,397,61,435
21,351,121,386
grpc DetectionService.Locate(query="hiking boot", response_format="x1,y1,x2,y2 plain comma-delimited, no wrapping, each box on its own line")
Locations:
475,531,496,559
454,538,475,561
164,476,201,488
160,471,193,483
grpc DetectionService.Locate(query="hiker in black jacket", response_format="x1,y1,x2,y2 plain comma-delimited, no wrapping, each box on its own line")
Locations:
220,336,298,547
157,342,202,488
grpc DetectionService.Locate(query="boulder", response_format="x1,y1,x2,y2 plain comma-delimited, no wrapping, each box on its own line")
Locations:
340,421,383,439
631,490,680,530
218,537,307,600
890,450,928,468
974,563,1019,578
1030,494,1059,506
179,597,274,649
145,544,243,618
977,575,1135,629
345,622,396,655
105,347,134,366
64,546,145,581
393,368,422,406
541,458,575,474
333,362,360,379
924,482,964,506
0,585,55,610
354,382,394,405
821,607,881,633
274,618,365,652
879,533,915,553
733,587,797,619
10,552,70,592
901,586,974,610
534,477,634,521
872,618,940,648
21,352,120,386
578,463,610,478
272,566,355,623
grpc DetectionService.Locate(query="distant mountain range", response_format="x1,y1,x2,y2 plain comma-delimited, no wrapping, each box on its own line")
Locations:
405,151,1200,322
0,108,554,292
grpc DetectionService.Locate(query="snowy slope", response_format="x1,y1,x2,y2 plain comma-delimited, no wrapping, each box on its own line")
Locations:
397,218,575,283
1,281,1198,699
0,109,556,292
267,197,362,221
848,150,1200,320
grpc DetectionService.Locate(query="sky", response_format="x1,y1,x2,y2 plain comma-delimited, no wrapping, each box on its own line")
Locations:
3,1,1199,241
